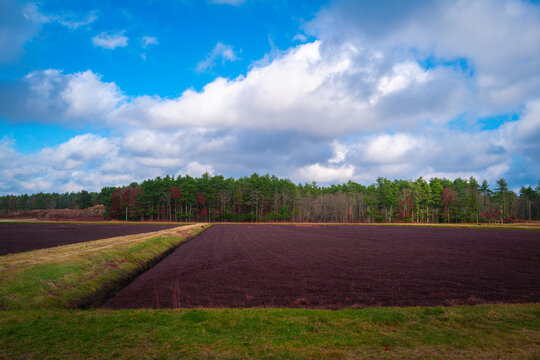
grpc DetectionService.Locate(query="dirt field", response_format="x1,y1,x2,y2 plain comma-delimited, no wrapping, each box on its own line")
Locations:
0,223,179,255
104,224,540,309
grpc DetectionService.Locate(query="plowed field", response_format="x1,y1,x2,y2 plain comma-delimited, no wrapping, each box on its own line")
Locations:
104,224,540,309
0,223,179,255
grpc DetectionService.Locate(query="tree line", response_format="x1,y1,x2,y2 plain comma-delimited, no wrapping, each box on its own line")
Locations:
1,174,539,223
0,190,97,213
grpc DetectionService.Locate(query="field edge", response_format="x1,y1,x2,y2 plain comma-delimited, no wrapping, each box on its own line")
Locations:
0,223,210,311
78,224,211,309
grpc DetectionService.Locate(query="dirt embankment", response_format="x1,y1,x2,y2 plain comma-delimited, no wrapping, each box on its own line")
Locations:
0,205,106,221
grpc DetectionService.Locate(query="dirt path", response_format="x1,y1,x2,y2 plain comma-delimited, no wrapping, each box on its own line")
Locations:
104,224,540,309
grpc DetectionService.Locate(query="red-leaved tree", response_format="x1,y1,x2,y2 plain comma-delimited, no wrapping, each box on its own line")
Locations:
110,187,143,220
196,192,207,220
441,188,456,223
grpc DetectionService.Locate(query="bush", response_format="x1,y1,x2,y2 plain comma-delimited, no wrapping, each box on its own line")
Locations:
503,215,518,223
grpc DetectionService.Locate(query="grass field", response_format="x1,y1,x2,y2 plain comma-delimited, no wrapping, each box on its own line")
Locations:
0,222,538,359
1,304,538,359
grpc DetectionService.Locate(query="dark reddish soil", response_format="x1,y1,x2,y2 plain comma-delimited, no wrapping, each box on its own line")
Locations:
0,223,179,255
104,224,540,309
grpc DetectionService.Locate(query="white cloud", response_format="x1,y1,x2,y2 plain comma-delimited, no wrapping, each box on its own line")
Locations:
0,134,118,194
0,110,535,194
107,40,464,137
362,134,425,164
92,31,128,50
210,0,246,5
196,42,239,72
0,37,469,135
293,34,307,42
297,163,355,183
60,71,125,118
309,0,540,114
23,3,97,29
39,134,117,170
140,36,158,60
185,162,214,177
0,129,222,194
141,36,158,48
376,62,430,97
0,69,124,124
507,99,540,145
328,140,348,164
113,41,362,135
22,3,51,23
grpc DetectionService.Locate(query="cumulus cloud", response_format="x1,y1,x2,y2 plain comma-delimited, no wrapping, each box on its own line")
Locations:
0,130,220,194
92,31,128,50
39,134,117,171
106,40,468,137
292,123,517,185
297,163,355,183
328,140,348,164
349,130,511,180
61,71,125,118
308,0,540,113
0,69,124,123
0,113,535,194
196,42,239,72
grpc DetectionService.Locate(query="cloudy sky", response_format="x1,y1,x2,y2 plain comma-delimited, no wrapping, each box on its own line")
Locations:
1,0,539,194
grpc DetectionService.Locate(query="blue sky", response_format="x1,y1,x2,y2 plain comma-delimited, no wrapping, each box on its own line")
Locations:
1,1,324,95
1,0,539,194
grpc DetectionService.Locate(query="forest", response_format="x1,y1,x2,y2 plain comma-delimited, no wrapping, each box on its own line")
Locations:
1,173,539,223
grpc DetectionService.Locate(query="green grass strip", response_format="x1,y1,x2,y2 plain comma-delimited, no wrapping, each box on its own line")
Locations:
0,304,538,359
0,224,209,310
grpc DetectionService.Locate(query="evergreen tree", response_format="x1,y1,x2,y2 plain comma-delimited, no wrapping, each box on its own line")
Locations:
496,178,509,219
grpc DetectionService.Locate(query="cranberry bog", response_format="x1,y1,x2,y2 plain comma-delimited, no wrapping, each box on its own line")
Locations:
0,223,180,255
105,224,540,309
1,223,539,359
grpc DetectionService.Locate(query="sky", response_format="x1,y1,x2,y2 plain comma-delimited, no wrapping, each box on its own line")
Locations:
1,0,539,195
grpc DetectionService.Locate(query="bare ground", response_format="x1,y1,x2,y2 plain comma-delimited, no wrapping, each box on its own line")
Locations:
104,224,540,309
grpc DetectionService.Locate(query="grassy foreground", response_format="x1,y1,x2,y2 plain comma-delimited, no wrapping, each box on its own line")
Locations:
0,223,208,310
0,304,538,359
